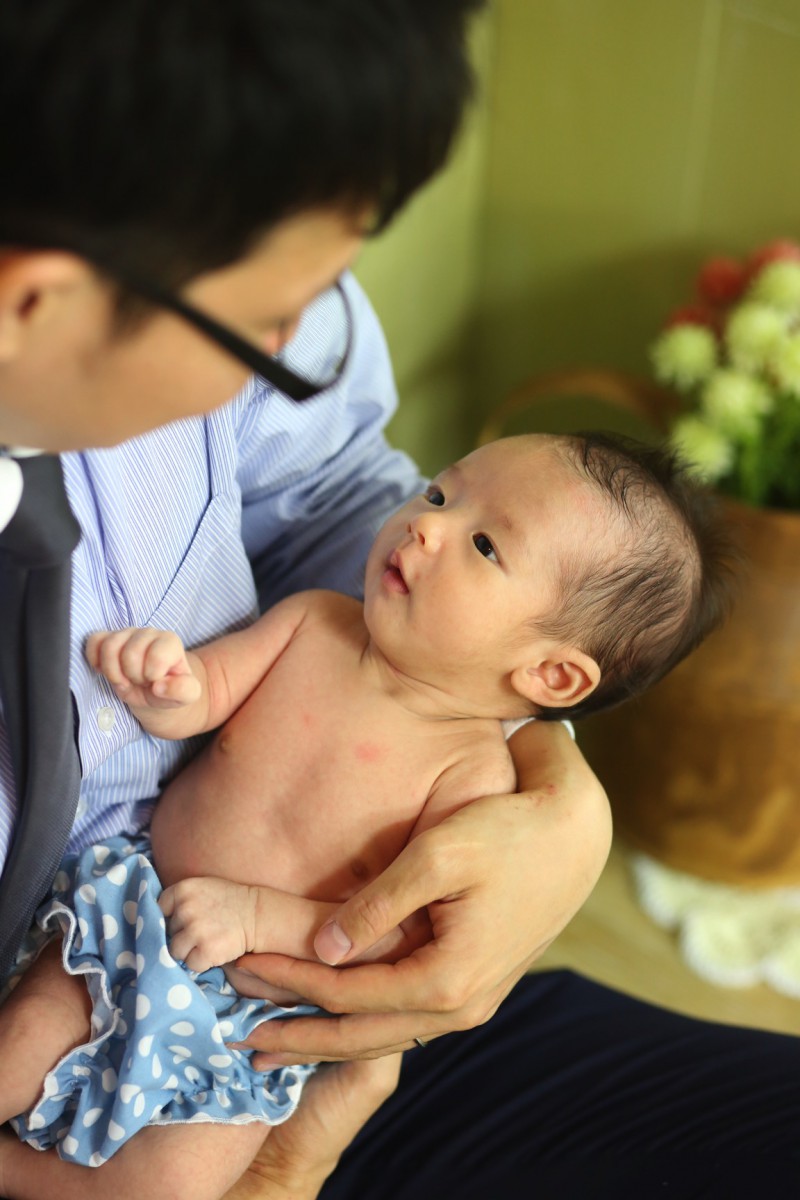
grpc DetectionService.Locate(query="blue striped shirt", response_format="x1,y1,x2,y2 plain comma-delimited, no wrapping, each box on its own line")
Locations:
0,273,425,874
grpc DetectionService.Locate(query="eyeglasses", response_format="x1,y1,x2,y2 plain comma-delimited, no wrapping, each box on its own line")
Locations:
114,270,353,402
4,226,354,400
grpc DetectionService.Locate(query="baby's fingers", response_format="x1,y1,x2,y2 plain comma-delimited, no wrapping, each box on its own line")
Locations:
86,628,139,686
149,673,202,707
166,928,197,967
84,632,108,671
120,629,185,684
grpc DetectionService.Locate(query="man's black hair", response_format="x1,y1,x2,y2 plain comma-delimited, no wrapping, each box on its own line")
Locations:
0,0,484,304
534,431,740,722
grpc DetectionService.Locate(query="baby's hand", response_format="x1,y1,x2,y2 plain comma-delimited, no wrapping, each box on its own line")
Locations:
85,628,202,710
159,877,259,973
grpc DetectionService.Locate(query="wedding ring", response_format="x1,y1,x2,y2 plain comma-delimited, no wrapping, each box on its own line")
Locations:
414,1037,429,1049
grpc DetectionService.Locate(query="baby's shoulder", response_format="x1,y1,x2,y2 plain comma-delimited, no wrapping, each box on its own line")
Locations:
286,590,365,656
286,588,362,629
437,721,517,801
466,722,517,791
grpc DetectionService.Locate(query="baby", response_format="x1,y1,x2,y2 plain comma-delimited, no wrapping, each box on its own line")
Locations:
0,432,734,1200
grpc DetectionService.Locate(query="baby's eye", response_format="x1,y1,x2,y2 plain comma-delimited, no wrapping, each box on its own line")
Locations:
473,533,497,561
425,487,445,507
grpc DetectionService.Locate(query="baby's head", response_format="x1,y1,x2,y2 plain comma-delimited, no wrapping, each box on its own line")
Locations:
524,430,737,719
365,432,736,721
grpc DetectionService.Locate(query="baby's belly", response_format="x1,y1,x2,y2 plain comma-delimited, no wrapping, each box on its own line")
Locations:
151,739,417,900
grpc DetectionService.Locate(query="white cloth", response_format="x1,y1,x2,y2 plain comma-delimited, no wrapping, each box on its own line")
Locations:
0,445,42,532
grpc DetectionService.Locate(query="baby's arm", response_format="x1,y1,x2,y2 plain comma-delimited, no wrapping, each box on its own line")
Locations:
159,876,424,976
85,592,312,740
410,733,518,840
195,734,516,981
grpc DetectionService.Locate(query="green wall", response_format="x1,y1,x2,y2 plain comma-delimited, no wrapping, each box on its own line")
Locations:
354,13,494,476
356,0,800,474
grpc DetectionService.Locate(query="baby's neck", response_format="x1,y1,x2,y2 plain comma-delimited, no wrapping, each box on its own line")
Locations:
358,636,526,724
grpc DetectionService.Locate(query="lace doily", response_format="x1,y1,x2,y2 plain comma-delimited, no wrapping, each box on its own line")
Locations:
629,852,800,997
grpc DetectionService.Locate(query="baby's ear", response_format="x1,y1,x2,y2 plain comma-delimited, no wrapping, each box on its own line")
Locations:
510,648,600,711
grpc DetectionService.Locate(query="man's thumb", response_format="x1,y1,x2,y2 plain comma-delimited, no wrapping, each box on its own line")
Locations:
314,919,353,966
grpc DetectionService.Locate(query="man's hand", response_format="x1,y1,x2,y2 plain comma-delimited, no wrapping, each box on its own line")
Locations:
160,876,259,972
223,1055,402,1200
236,723,612,1066
86,627,202,710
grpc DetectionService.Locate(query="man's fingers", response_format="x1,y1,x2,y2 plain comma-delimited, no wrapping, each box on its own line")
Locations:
244,1010,441,1066
237,948,501,1026
235,957,523,1063
238,948,439,1016
313,832,456,964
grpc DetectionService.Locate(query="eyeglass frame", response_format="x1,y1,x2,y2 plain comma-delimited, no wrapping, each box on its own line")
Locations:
110,269,354,402
1,225,354,403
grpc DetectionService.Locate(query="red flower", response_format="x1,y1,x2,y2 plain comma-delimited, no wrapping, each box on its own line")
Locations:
696,257,747,307
664,303,721,334
744,239,800,284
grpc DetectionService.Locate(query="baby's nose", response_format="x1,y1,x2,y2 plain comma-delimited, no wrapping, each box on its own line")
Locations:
409,510,444,552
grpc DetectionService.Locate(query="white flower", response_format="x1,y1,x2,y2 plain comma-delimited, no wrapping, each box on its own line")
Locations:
725,303,785,372
670,415,735,483
748,261,800,314
651,325,717,391
700,368,774,440
769,333,800,399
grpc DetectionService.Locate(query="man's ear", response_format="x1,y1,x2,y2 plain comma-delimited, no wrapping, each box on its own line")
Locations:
510,648,601,711
0,252,91,361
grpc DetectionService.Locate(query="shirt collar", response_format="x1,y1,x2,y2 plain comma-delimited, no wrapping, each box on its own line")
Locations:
0,446,42,534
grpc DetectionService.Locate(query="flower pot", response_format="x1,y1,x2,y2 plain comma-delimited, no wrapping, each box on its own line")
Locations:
478,367,800,888
579,494,800,887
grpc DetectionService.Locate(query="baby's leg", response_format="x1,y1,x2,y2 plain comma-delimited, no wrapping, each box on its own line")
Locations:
0,1119,268,1200
0,938,91,1122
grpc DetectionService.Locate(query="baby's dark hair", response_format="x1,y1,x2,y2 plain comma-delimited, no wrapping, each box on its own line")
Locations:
534,431,739,721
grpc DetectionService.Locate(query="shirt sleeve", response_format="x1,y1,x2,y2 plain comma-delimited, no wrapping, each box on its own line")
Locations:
237,273,427,608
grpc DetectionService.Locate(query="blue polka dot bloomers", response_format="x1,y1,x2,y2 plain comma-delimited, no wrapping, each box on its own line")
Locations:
8,834,319,1167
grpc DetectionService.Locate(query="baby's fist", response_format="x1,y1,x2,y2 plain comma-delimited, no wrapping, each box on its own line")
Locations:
86,627,201,710
159,878,258,973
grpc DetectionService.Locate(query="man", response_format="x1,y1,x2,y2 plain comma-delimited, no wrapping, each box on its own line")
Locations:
0,4,796,1198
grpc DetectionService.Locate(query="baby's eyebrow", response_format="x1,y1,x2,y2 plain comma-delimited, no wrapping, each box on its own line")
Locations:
440,462,462,484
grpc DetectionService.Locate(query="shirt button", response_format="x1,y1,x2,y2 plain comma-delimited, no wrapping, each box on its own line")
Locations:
96,706,116,733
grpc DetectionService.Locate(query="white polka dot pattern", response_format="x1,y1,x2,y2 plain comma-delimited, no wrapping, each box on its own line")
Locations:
12,834,316,1165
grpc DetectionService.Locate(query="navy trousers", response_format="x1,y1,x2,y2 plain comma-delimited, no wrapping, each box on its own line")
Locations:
321,971,800,1199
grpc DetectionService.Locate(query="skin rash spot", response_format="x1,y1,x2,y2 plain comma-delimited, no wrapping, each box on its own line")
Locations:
354,741,384,763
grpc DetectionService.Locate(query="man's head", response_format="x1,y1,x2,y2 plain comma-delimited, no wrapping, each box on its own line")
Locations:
0,0,483,449
365,433,737,721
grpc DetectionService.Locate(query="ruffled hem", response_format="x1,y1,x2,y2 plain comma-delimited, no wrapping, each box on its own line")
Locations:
10,836,317,1165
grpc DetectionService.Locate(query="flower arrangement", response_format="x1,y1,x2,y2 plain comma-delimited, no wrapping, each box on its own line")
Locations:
650,239,800,509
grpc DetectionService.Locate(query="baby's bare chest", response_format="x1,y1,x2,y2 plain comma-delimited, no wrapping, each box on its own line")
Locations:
157,629,461,897
217,637,437,805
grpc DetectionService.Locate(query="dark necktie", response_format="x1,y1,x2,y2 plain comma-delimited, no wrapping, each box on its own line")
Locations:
0,454,82,980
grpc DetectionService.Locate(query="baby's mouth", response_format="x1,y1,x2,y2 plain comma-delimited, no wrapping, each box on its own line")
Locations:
384,550,410,594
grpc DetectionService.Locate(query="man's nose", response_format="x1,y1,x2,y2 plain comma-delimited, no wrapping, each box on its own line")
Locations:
408,510,444,553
